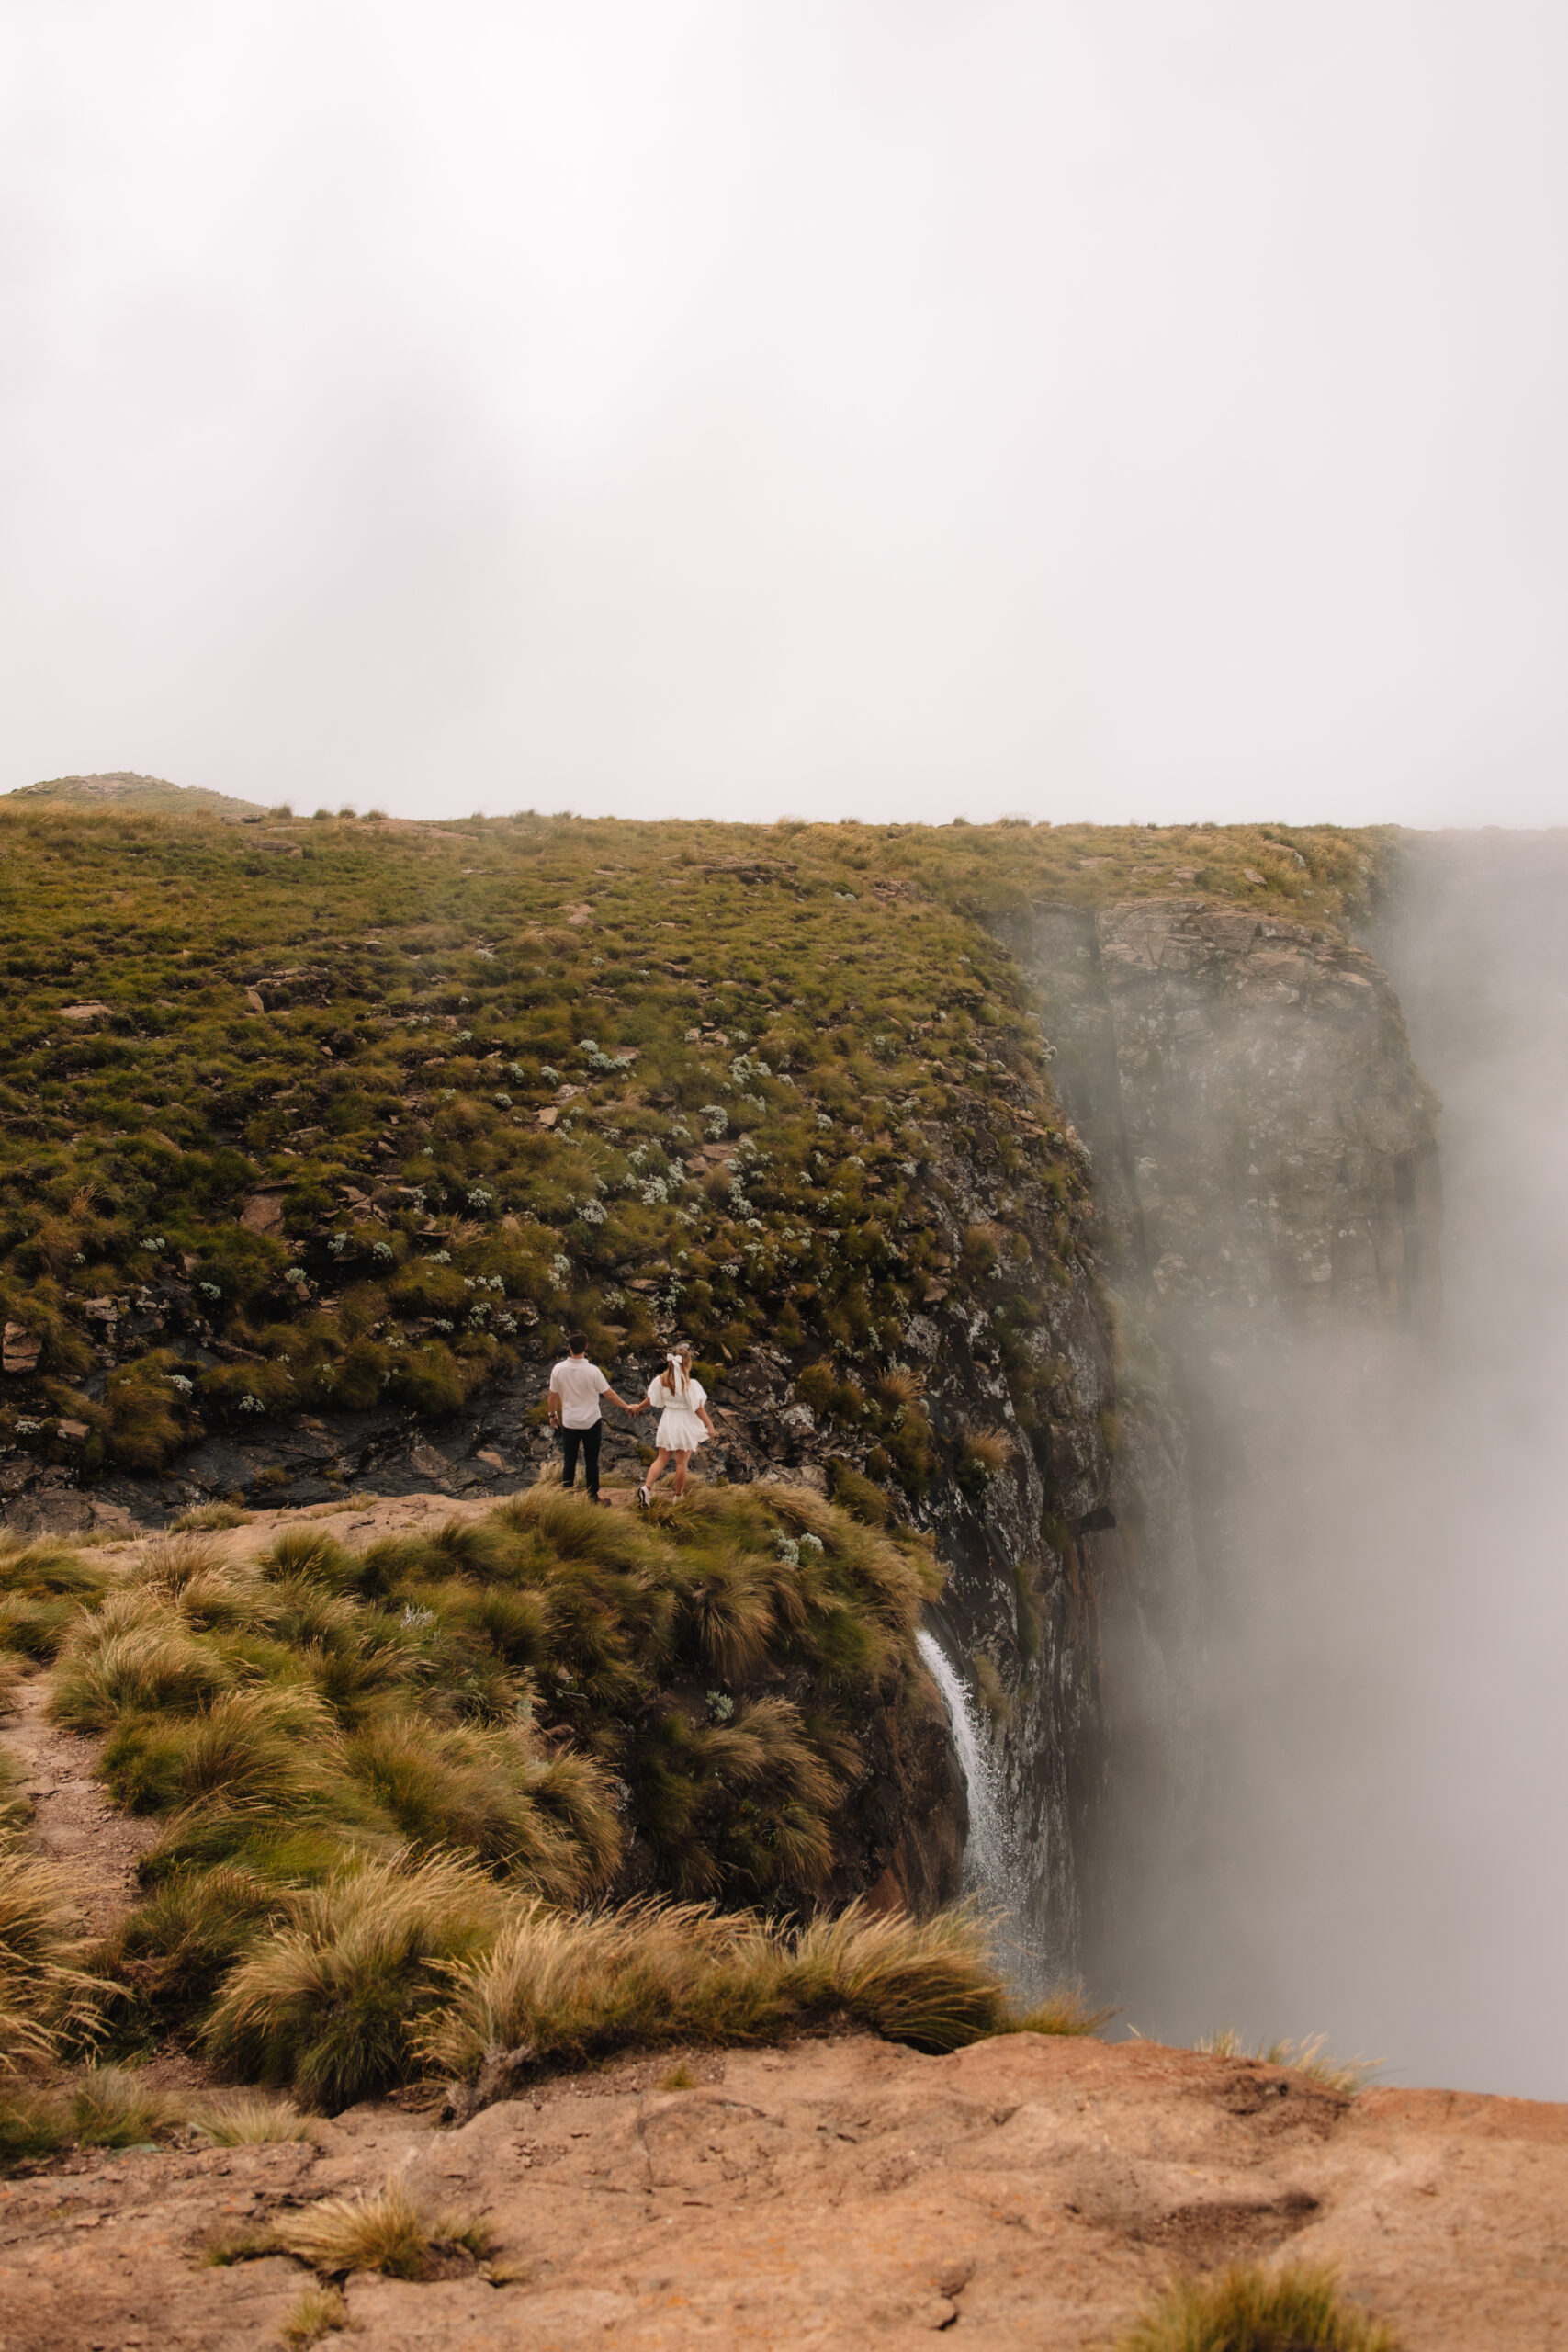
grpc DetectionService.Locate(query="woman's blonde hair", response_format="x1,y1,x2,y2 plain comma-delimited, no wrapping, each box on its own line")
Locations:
657,1342,694,1401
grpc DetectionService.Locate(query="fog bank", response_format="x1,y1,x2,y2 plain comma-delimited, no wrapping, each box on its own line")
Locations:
6,6,1568,822
1090,836,1568,2099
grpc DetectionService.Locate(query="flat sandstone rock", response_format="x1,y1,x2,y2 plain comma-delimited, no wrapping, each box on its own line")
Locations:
2,2033,1565,2349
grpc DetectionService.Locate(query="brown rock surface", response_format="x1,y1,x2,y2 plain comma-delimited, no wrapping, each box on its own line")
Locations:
3,2033,1565,2350
2,1677,155,1937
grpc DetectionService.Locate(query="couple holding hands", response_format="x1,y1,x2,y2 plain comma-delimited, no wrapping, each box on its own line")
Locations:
547,1333,716,1509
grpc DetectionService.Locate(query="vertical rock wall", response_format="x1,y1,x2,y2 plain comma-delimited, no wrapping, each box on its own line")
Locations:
988,898,1439,1996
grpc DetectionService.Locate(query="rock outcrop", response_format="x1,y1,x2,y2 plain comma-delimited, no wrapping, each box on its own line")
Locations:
2,2032,1563,2350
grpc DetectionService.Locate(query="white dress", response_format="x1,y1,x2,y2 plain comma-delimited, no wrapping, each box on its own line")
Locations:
649,1374,708,1453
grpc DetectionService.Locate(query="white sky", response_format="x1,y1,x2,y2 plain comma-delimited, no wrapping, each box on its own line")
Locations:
3,0,1566,825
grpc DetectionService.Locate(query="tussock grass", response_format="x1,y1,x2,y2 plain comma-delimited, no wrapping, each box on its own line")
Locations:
1010,1983,1115,2037
35,1487,1087,2108
50,1617,234,1732
63,2064,175,2146
1197,2029,1383,2097
196,2091,311,2143
95,1862,291,2033
279,2285,348,2346
205,1853,514,2109
0,1850,106,2072
0,2063,196,2165
73,1488,952,2038
1116,2262,1398,2351
209,1884,1083,2110
274,2174,494,2278
416,1895,1016,2089
786,1901,1009,2052
170,1503,254,1532
0,2084,69,2164
0,1540,107,1660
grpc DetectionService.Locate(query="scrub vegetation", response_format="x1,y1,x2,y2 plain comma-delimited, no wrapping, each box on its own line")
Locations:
0,1487,1104,2130
1115,2262,1398,2352
0,797,1390,1499
1194,2027,1383,2097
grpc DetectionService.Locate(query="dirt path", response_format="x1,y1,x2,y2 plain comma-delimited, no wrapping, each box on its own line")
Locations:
1,1674,156,1938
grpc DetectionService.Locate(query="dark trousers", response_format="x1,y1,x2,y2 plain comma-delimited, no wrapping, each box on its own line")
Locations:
559,1420,602,1498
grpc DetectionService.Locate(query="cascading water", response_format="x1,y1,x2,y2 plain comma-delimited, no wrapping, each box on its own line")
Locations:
916,1627,1016,1918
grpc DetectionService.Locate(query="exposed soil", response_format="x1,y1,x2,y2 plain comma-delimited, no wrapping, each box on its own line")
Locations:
1,2033,1566,2349
2,1675,156,1939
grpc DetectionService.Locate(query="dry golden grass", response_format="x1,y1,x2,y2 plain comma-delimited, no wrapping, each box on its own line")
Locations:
1196,2029,1383,2096
204,1851,516,2109
278,2285,348,2346
274,2173,494,2278
1008,1983,1116,2038
0,1850,106,2073
62,2064,176,2146
1115,2262,1398,2351
416,1894,1025,2092
196,2091,311,2143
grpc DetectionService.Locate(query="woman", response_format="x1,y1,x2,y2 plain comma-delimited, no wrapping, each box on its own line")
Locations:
637,1343,716,1506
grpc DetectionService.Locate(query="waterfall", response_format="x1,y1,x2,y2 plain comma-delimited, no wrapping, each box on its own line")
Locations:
916,1627,1013,1910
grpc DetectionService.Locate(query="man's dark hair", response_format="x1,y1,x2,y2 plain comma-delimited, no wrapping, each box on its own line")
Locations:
567,1331,589,1354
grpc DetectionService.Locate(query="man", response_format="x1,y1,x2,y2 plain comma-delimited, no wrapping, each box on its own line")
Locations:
547,1332,643,1504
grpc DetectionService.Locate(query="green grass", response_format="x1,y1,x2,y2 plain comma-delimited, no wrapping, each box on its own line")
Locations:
2,1496,1111,2111
1115,2263,1398,2351
0,2064,309,2173
28,1487,969,2081
0,1539,109,1660
0,802,1390,1499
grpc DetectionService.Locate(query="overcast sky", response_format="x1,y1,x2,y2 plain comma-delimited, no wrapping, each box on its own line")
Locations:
3,1,1565,825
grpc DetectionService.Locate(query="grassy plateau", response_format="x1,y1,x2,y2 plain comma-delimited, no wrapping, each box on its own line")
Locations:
0,797,1389,1500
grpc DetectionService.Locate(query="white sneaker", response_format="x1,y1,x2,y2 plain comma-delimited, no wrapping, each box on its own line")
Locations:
637,1485,651,1510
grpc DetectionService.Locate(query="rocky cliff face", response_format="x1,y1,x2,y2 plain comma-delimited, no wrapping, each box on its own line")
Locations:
990,897,1439,1998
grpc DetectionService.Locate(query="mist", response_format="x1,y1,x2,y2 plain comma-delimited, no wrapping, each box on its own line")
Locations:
5,3,1568,823
1092,835,1568,2099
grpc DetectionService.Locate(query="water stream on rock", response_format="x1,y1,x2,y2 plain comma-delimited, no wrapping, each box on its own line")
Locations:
916,1627,1019,1928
